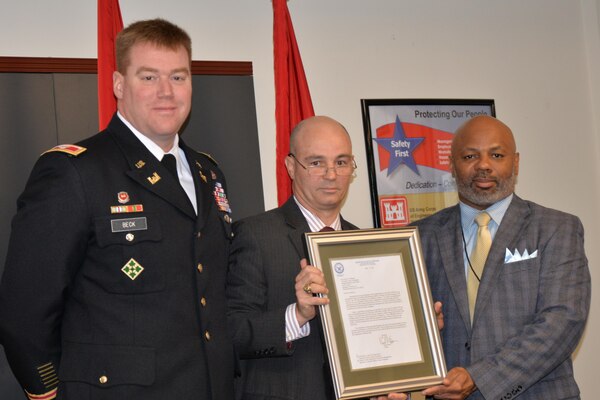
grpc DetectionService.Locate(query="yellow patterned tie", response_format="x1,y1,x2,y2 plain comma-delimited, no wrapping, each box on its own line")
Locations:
467,212,492,323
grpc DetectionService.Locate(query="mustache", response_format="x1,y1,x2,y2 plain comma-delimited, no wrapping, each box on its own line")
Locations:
471,172,496,180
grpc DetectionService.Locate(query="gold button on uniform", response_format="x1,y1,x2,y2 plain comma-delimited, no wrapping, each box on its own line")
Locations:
200,297,207,307
197,263,203,273
196,232,202,239
204,331,211,341
99,375,108,384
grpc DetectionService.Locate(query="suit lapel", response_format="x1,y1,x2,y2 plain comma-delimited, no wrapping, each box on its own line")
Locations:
340,217,358,231
281,198,311,259
107,116,196,220
474,196,530,322
435,206,473,331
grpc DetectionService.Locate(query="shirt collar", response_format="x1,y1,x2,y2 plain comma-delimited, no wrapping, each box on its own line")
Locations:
294,196,342,232
117,112,180,161
459,193,513,229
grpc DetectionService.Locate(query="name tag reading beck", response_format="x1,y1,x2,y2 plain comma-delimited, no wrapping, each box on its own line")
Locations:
111,217,148,233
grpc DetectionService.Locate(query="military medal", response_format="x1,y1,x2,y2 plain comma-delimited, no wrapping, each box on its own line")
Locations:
110,204,144,214
213,182,231,213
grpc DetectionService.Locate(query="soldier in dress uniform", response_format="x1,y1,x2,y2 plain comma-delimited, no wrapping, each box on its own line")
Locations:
0,18,236,400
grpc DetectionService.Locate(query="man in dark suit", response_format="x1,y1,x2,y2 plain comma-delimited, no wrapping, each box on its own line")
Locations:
0,19,236,399
227,116,365,400
404,116,590,400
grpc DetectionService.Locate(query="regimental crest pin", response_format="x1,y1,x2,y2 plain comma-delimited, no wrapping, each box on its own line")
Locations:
135,160,146,169
122,258,144,280
117,191,130,204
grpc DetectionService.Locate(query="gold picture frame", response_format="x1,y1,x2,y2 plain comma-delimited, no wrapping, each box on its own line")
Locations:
305,227,446,399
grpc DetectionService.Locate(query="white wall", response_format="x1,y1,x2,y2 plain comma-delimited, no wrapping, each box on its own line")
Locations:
1,0,598,397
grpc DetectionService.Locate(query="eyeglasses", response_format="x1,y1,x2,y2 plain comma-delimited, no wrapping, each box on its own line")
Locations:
288,153,357,176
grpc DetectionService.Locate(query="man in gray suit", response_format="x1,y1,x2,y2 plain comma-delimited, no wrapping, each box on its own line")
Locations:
409,116,590,399
227,116,361,400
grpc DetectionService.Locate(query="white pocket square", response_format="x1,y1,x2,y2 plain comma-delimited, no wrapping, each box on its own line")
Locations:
504,248,538,264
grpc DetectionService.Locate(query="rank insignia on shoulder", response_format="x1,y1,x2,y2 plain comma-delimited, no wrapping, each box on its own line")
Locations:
122,258,144,280
42,144,87,157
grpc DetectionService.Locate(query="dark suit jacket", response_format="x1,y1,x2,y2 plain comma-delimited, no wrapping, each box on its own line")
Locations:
226,197,357,400
0,114,236,399
413,195,590,400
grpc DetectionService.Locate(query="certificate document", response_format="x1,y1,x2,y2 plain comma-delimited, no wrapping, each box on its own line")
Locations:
329,254,422,370
305,228,446,398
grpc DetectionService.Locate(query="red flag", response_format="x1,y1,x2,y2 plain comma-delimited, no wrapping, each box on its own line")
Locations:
273,0,315,206
97,0,123,130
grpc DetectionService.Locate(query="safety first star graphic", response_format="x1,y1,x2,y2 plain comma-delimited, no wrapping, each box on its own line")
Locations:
373,116,454,176
373,116,424,176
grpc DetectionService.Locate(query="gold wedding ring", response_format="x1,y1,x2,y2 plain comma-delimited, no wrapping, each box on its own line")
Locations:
303,283,312,294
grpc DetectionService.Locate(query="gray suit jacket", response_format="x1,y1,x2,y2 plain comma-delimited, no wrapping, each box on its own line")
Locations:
226,197,357,400
413,195,590,400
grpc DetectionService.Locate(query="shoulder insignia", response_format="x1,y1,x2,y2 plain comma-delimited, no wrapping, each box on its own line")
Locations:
199,152,218,166
42,144,87,157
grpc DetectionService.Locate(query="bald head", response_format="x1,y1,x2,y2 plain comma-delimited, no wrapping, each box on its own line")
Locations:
289,116,350,154
450,115,520,209
285,116,354,224
452,115,516,158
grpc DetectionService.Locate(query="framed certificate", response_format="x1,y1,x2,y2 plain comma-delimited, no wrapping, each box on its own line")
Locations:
304,227,446,399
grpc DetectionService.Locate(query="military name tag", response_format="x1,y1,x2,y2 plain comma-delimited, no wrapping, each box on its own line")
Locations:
111,217,148,233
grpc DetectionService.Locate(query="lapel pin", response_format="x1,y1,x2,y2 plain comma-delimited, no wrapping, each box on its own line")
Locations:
147,173,161,185
135,160,146,169
199,171,207,183
210,170,217,180
117,191,130,204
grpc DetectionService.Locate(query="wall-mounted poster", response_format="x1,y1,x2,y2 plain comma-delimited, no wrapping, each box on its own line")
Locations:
361,99,495,228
